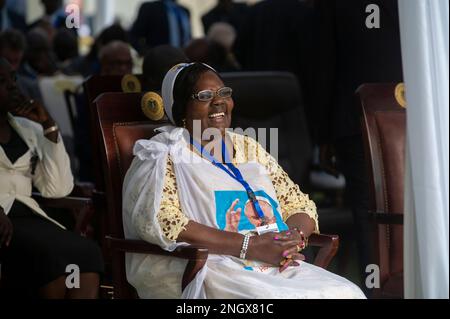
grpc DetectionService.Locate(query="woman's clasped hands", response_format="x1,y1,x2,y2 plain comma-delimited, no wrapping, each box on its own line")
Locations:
247,228,308,273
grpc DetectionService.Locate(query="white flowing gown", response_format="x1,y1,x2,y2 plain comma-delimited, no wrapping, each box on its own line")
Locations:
122,126,366,299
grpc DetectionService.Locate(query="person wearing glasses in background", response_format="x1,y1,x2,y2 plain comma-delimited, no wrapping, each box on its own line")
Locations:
123,62,365,299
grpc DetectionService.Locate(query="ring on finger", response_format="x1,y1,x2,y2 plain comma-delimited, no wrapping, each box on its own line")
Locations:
280,256,292,266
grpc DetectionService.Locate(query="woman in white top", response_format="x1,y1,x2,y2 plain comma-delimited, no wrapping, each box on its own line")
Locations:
0,58,103,298
123,62,365,299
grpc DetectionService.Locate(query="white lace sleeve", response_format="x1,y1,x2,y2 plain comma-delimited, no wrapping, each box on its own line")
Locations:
157,156,189,241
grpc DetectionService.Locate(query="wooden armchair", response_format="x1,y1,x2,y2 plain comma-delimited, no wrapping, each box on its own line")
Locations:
81,74,145,276
83,74,144,191
357,83,405,298
32,192,95,237
94,92,207,298
95,92,339,299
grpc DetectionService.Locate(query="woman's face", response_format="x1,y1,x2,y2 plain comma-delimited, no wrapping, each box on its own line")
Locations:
0,61,18,114
185,70,234,138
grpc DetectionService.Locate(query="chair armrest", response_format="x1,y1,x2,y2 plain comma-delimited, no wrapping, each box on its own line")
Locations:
105,236,208,291
33,192,92,210
33,192,94,236
105,236,208,259
308,233,339,269
369,211,403,225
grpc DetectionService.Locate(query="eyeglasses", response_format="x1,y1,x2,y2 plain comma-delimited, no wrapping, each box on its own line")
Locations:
191,87,233,101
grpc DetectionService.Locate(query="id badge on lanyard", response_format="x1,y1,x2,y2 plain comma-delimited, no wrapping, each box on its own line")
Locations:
256,223,279,235
246,189,279,235
191,137,280,235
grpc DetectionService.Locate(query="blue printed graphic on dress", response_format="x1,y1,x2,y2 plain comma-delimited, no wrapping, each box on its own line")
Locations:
215,190,288,234
215,190,288,272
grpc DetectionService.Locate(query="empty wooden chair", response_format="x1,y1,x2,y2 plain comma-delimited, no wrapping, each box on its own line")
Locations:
357,83,406,298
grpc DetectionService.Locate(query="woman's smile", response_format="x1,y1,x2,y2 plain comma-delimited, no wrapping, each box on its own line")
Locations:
208,111,227,125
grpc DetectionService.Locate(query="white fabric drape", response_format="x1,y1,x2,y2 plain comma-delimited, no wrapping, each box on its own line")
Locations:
398,0,449,299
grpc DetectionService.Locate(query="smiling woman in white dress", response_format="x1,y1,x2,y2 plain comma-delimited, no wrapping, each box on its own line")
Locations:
123,62,366,299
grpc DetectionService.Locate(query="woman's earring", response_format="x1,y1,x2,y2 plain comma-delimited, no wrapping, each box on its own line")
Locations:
182,118,187,128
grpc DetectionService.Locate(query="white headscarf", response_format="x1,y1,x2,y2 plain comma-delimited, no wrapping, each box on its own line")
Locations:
161,62,216,124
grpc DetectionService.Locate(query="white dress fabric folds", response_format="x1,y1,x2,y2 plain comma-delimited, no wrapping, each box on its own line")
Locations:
122,125,365,299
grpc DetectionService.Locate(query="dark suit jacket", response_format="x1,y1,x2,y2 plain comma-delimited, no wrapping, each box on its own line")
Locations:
129,1,190,54
29,16,66,30
0,9,27,32
233,0,315,125
314,0,403,143
201,2,248,34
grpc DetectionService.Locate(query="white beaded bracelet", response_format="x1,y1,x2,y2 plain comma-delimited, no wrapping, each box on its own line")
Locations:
240,234,251,259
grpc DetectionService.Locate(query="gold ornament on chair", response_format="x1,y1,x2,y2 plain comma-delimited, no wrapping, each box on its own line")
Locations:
394,83,407,108
141,92,164,121
121,74,142,93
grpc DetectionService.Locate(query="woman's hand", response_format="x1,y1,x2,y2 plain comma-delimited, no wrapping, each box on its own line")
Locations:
9,89,58,142
246,230,305,272
10,97,52,125
277,227,308,253
224,199,242,232
0,207,13,248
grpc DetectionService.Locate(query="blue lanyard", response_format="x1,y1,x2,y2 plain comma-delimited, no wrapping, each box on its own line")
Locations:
190,137,267,223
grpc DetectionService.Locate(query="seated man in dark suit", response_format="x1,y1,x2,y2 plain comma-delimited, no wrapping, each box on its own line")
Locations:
129,0,191,55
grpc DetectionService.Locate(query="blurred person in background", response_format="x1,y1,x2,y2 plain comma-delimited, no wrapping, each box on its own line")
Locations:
29,0,77,41
65,24,133,78
0,0,26,32
19,28,57,79
53,29,79,70
98,40,133,76
129,0,191,55
233,0,315,130
184,37,238,73
207,22,240,71
142,44,188,91
0,29,42,102
202,0,248,35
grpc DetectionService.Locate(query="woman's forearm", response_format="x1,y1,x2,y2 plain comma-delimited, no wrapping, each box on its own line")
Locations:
177,220,244,257
285,213,316,237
